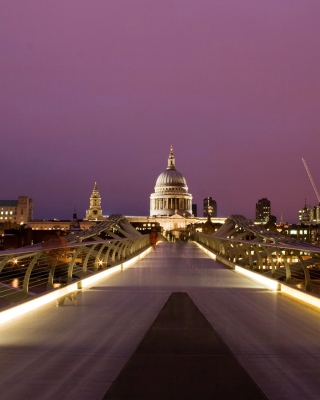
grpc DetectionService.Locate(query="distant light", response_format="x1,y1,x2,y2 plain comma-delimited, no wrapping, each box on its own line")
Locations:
11,278,19,288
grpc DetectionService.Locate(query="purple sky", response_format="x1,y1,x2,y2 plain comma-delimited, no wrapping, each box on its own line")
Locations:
1,1,320,223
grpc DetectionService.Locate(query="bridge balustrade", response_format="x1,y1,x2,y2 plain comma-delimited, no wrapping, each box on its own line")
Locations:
0,233,151,309
192,215,320,295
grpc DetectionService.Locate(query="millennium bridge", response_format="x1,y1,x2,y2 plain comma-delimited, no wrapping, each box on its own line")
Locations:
0,215,320,399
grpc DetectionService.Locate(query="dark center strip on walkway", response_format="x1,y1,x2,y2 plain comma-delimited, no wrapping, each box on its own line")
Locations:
103,292,267,400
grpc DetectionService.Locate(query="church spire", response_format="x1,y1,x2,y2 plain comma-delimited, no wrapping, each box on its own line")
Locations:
167,145,176,170
85,182,103,220
91,182,100,198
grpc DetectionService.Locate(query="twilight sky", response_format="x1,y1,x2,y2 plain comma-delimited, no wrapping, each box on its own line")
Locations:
1,1,320,223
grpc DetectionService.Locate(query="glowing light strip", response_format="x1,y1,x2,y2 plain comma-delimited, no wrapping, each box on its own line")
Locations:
0,283,78,325
194,242,217,260
0,246,153,326
235,266,279,291
281,284,320,309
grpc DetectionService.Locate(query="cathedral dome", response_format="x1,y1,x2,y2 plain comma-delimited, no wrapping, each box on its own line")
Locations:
150,146,193,217
155,169,187,187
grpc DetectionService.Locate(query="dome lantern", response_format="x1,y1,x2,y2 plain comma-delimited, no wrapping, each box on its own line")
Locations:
167,145,175,170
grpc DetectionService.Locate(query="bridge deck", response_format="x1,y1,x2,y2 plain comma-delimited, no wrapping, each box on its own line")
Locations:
0,242,320,399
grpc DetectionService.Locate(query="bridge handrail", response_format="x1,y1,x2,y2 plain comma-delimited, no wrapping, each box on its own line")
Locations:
193,223,320,295
0,234,152,309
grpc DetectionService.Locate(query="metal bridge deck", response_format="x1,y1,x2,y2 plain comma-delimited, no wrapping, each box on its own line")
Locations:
0,242,320,399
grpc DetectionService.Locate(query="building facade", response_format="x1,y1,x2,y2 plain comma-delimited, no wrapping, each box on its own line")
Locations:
0,196,33,224
150,146,193,217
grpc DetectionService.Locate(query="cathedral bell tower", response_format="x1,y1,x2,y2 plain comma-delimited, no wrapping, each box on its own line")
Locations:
85,182,104,220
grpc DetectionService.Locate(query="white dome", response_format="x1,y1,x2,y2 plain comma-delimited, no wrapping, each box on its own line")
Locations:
155,169,187,188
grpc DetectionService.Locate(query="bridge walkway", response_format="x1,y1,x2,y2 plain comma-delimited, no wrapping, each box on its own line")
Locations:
0,242,319,399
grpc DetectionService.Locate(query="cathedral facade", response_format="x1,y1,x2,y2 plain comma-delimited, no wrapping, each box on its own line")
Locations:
150,146,193,217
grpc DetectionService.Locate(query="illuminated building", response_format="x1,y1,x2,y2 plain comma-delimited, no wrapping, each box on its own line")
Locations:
0,196,33,224
299,202,313,223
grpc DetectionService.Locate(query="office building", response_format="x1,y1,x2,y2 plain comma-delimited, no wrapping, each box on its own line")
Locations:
203,197,217,217
255,198,271,222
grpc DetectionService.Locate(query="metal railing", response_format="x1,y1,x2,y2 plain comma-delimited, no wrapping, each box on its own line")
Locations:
0,229,152,308
193,216,320,295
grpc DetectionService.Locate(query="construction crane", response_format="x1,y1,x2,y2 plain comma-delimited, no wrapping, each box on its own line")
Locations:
302,158,320,203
